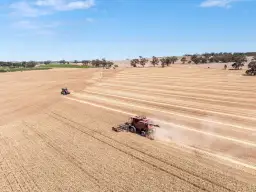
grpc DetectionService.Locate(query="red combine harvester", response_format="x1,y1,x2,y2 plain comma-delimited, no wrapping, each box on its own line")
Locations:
112,116,159,140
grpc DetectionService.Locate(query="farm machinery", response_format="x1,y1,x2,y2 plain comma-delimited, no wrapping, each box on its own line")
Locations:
61,88,70,95
112,116,159,140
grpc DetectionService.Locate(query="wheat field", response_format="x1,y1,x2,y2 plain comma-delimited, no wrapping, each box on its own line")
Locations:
0,65,255,192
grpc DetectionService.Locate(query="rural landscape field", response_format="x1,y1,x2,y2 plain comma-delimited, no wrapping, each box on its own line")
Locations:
0,64,255,192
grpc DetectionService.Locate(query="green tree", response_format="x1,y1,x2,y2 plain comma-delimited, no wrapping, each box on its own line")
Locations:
101,58,107,68
44,60,51,64
160,58,166,68
139,56,148,67
13,62,22,68
232,62,244,70
106,61,114,68
170,56,178,64
82,60,90,66
151,56,159,67
191,55,201,64
201,57,207,63
202,53,211,60
165,57,172,66
130,59,139,67
26,61,36,68
246,61,256,75
181,57,187,64
59,60,66,64
91,59,101,67
21,61,27,67
232,54,247,63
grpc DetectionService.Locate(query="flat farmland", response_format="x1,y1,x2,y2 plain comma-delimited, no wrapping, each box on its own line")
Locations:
0,66,255,192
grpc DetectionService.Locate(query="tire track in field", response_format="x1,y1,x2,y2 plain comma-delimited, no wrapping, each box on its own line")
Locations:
23,119,137,192
46,113,208,192
82,90,256,122
103,79,256,97
97,83,256,104
48,110,253,192
53,102,256,179
23,122,103,191
79,90,256,142
0,136,42,192
85,87,256,118
73,92,256,136
48,113,222,191
0,147,15,192
27,116,146,192
72,90,256,163
20,122,99,192
87,84,255,109
114,75,251,84
69,94,256,165
64,96,256,171
112,77,254,91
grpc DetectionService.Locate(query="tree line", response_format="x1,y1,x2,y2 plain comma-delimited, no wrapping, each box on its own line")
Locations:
184,52,248,65
0,59,116,69
130,52,250,68
182,52,256,75
129,53,256,76
1,52,255,75
47,59,116,68
0,61,37,68
130,56,178,68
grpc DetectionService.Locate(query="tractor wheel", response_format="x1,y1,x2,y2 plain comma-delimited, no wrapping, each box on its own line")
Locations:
129,126,136,133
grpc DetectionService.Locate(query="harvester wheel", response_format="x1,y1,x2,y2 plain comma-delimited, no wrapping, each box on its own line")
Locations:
141,131,146,137
129,126,136,133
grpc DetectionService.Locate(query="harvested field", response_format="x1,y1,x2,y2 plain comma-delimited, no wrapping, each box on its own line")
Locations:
0,66,255,192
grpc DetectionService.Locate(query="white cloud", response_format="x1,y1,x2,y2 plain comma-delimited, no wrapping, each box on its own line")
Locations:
12,20,38,29
7,0,95,36
9,0,95,17
35,0,95,11
35,0,62,6
12,20,60,29
9,1,49,17
11,19,60,35
200,0,242,8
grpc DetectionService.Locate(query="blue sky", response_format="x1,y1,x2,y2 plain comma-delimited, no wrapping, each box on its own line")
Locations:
0,0,255,61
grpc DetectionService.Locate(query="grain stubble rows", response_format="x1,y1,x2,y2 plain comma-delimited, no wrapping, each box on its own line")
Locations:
0,67,255,192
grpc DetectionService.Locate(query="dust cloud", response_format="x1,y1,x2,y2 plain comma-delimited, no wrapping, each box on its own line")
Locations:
152,119,192,146
150,115,251,162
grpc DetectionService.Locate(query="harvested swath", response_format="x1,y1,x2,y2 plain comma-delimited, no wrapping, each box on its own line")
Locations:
0,67,255,192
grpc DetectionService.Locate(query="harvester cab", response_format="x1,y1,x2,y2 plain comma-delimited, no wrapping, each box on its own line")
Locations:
61,88,70,95
112,115,159,140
